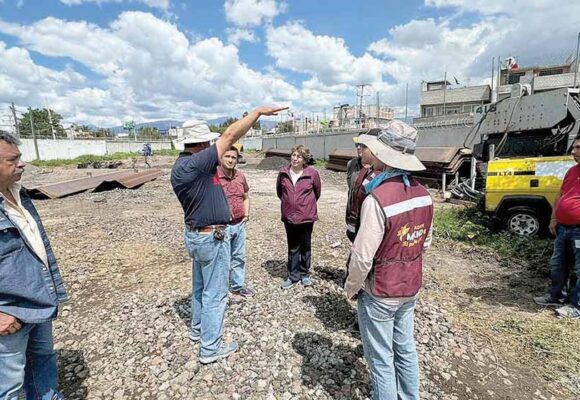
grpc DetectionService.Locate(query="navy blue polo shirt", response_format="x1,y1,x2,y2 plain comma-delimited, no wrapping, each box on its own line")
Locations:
171,145,231,228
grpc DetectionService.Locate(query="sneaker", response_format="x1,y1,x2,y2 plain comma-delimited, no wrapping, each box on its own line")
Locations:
533,293,565,306
301,276,312,287
238,287,256,297
199,342,238,364
189,332,200,342
281,279,296,290
555,305,580,319
231,287,257,297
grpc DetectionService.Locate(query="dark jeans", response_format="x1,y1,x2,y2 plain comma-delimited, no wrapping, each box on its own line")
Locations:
550,225,580,307
284,222,314,282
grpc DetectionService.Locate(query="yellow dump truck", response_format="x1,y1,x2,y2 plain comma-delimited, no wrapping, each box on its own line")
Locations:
233,143,246,164
485,155,575,236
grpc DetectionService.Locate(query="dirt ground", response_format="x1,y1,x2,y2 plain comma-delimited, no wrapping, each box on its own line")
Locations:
21,154,579,399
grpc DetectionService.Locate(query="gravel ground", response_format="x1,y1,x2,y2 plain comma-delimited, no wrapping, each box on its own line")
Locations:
23,160,572,400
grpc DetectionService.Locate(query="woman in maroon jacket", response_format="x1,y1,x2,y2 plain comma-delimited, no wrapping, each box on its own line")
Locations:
276,145,322,289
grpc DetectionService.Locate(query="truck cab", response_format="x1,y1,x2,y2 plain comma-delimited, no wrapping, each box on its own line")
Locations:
485,155,575,236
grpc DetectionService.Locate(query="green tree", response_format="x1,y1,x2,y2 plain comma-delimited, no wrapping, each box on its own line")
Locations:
93,128,113,138
276,121,294,133
138,127,162,139
209,124,225,133
220,117,238,128
18,108,66,138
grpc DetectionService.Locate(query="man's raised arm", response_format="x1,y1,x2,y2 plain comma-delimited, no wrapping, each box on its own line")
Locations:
216,106,288,159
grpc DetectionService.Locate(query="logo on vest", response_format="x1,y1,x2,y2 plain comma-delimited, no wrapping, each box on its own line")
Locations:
397,223,427,247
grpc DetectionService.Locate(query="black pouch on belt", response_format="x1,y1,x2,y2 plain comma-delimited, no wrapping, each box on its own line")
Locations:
213,226,225,241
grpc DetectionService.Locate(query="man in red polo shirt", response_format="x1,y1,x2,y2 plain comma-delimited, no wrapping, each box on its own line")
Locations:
534,136,580,318
218,146,256,297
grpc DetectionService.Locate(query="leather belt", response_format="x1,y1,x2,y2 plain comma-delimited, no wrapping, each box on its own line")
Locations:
188,224,226,233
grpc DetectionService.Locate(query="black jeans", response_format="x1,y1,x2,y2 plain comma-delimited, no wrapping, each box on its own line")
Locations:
284,222,314,282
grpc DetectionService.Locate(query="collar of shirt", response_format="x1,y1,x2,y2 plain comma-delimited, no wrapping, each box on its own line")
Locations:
0,182,22,209
217,166,237,181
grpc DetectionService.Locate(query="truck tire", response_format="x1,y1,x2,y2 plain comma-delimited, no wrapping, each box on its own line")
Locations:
505,208,541,236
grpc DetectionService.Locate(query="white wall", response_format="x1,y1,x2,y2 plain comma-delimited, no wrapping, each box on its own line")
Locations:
20,139,107,162
106,141,172,154
19,139,173,161
238,137,263,151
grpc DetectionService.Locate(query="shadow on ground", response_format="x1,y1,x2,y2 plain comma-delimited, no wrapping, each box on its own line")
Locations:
462,265,552,312
173,295,192,329
302,292,357,334
315,264,346,287
292,332,369,400
261,259,287,279
58,349,89,399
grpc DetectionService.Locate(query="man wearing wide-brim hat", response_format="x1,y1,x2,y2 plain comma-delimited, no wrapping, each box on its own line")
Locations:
171,106,286,364
344,120,434,400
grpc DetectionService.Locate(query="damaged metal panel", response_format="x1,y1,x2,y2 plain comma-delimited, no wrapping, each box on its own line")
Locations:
27,171,134,199
93,169,163,192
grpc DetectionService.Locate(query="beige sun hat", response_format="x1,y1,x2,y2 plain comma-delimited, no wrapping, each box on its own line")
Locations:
358,120,425,171
178,119,220,144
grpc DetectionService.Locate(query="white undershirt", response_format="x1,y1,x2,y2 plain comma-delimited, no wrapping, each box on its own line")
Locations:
289,169,303,185
2,183,49,267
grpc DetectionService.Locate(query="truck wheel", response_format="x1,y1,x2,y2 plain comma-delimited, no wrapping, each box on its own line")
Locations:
506,209,540,236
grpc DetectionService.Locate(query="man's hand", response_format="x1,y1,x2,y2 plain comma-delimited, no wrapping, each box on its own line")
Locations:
217,105,289,159
0,312,22,336
255,106,288,116
241,216,249,224
549,219,558,236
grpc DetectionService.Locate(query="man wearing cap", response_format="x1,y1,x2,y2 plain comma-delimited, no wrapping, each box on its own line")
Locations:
346,129,380,243
345,120,433,400
171,106,286,364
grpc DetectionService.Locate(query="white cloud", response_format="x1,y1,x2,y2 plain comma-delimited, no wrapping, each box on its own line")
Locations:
369,19,498,84
224,0,286,27
361,0,580,115
0,12,298,125
266,22,386,86
60,0,171,9
425,0,558,15
226,28,258,45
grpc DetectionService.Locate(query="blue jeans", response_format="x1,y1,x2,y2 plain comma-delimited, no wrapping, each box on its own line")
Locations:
357,292,419,400
0,321,64,400
229,222,247,292
184,228,231,357
550,225,580,307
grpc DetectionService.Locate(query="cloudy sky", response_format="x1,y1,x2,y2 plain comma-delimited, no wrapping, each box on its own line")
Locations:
0,0,578,127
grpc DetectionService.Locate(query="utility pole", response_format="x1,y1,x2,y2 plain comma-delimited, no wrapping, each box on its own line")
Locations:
442,71,447,116
28,108,40,160
10,103,19,137
497,56,501,95
46,108,57,140
356,83,370,128
376,92,380,127
574,32,580,88
405,83,409,123
491,57,496,102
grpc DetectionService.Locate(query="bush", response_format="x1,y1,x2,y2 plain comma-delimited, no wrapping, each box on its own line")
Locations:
29,149,180,167
434,206,552,270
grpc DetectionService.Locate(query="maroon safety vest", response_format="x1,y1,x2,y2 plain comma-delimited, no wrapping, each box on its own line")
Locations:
346,167,376,235
368,176,433,298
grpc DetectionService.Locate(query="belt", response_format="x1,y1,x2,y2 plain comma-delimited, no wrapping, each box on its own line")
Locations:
186,224,226,233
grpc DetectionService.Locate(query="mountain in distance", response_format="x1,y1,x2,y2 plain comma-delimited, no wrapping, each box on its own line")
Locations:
108,117,277,135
